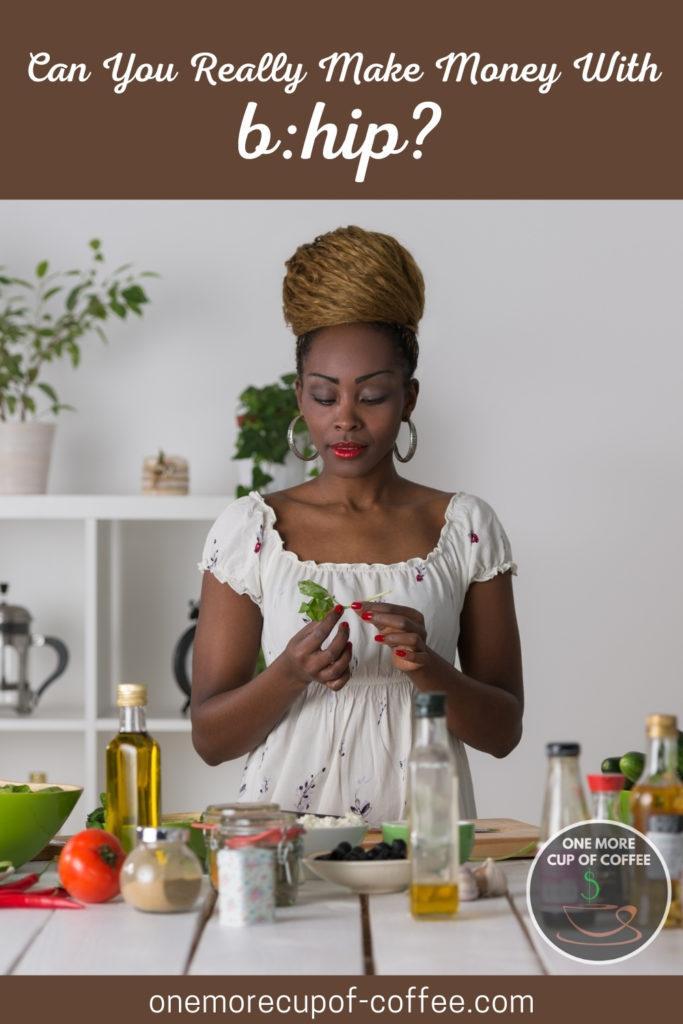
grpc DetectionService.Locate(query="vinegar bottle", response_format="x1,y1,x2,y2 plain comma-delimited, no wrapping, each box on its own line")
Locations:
630,713,683,928
408,691,459,918
539,743,590,843
105,684,161,853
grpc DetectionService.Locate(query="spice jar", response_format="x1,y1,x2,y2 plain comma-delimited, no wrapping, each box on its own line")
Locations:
202,803,280,890
120,827,203,913
211,808,303,907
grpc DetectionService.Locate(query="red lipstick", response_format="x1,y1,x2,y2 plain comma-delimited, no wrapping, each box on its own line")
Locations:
330,443,366,459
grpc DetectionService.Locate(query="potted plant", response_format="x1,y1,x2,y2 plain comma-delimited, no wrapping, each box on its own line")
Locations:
233,372,319,497
0,239,155,494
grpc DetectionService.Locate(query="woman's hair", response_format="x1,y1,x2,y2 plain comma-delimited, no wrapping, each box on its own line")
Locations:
282,225,425,381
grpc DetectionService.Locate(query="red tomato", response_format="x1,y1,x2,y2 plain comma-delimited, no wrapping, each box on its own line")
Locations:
58,829,126,903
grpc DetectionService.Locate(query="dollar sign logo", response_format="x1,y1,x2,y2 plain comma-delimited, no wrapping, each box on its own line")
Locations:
580,869,601,903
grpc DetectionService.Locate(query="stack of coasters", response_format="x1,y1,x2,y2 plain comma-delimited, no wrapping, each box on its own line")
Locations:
217,846,275,926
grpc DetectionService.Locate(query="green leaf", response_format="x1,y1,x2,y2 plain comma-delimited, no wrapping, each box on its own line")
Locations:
22,395,36,413
298,579,331,600
89,238,102,251
109,298,127,318
86,295,107,319
66,284,85,311
121,285,148,307
35,260,49,279
67,342,80,368
6,395,16,415
42,286,62,301
37,382,59,404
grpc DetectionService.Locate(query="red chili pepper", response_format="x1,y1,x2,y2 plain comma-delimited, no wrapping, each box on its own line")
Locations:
0,891,83,909
0,872,40,891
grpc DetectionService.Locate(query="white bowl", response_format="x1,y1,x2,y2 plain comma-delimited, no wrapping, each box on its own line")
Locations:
301,825,367,858
304,853,410,895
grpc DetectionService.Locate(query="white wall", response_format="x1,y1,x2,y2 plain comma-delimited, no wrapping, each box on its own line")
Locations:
1,201,682,825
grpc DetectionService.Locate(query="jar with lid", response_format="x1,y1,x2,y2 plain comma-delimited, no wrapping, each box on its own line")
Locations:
539,742,590,843
210,808,303,907
587,773,625,821
120,827,203,913
202,803,280,889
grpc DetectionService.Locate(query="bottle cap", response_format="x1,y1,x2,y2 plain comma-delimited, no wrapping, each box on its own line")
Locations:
117,683,148,708
546,742,580,757
136,826,188,844
414,692,446,717
645,713,677,738
587,773,625,792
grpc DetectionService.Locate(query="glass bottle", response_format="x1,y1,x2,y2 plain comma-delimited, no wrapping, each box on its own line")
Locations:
105,683,161,853
120,827,202,913
630,713,683,928
539,743,589,843
408,691,459,918
587,773,624,821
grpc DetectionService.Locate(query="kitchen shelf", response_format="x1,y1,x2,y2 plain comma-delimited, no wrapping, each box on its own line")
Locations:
0,494,230,521
0,714,87,732
96,716,192,733
0,494,228,820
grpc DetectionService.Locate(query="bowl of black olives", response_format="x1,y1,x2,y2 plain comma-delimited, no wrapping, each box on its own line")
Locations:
303,839,409,894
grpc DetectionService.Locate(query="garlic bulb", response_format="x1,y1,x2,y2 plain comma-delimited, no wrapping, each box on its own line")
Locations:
457,864,480,901
472,858,508,897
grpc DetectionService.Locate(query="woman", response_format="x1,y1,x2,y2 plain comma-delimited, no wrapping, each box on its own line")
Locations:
192,225,523,824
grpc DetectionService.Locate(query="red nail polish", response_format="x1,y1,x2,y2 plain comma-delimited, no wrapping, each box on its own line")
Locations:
396,649,407,658
334,604,344,614
374,634,384,642
341,621,350,630
361,611,373,621
346,641,352,651
350,601,362,610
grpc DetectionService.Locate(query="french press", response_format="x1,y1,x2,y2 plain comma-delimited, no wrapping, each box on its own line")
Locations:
0,583,69,714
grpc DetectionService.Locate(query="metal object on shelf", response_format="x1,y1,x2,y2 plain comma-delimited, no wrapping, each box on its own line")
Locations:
172,600,199,714
0,582,70,715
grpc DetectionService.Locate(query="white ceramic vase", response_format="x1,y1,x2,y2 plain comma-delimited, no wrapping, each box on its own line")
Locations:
0,422,56,494
237,450,312,494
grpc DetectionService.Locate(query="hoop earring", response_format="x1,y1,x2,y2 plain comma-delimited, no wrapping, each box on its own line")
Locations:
287,413,319,461
393,418,417,463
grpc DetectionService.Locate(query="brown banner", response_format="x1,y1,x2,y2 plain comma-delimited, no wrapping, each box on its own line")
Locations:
1,975,681,1022
1,0,682,198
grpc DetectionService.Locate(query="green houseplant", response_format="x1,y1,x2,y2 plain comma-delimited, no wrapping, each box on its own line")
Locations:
0,239,155,493
233,371,318,497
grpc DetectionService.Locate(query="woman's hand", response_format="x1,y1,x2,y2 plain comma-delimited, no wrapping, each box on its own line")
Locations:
281,606,353,692
351,601,429,672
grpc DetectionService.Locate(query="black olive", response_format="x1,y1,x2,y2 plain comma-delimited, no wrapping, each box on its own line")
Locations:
336,841,352,854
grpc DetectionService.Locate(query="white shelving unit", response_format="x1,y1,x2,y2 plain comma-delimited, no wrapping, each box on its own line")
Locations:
0,495,229,817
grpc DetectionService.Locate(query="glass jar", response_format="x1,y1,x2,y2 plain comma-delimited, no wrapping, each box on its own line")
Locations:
202,803,280,890
211,808,303,907
120,827,203,913
587,773,625,821
539,742,590,843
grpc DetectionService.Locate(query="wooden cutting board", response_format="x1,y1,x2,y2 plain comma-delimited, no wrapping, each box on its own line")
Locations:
471,818,539,860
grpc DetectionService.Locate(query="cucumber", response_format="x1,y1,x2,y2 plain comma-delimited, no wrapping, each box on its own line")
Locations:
601,757,622,775
620,751,645,784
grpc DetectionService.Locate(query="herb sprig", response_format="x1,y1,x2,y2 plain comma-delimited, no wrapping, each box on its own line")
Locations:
297,580,392,622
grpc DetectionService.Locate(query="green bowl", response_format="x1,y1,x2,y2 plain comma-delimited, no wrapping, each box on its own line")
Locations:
0,780,82,869
382,820,476,864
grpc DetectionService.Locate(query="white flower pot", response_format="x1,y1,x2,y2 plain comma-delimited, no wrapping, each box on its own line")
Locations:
236,450,310,494
0,422,56,494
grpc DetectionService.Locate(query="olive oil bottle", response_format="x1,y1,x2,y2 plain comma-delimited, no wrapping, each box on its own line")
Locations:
631,713,683,928
105,684,161,853
408,692,459,918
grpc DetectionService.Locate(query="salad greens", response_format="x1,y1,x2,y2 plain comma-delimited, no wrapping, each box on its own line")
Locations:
0,783,66,793
297,580,392,622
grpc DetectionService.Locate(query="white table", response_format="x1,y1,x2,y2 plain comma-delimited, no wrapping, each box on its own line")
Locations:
2,861,681,975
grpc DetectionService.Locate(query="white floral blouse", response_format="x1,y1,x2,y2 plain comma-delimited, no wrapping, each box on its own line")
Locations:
198,490,517,826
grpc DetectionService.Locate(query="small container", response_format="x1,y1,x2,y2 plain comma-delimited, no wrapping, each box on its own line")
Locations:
120,826,202,913
202,802,279,889
217,846,275,927
587,773,625,821
211,808,303,907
